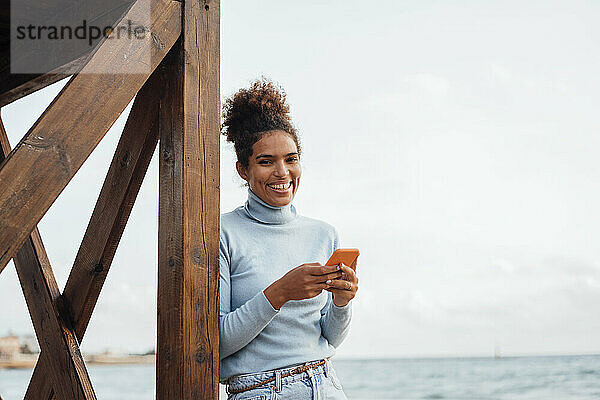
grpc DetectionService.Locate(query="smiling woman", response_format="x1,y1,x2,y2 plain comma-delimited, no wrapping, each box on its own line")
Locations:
219,78,358,399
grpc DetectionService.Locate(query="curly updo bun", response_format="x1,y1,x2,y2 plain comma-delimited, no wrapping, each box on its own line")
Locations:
221,78,302,168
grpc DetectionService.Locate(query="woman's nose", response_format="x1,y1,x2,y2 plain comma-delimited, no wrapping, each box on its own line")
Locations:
274,161,288,176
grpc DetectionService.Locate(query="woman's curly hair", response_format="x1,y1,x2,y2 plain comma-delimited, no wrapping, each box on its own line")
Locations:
221,78,302,168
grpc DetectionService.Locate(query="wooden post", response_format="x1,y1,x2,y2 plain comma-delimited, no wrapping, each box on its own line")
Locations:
156,0,220,398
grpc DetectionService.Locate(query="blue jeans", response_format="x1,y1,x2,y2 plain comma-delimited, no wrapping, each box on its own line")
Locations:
225,358,348,400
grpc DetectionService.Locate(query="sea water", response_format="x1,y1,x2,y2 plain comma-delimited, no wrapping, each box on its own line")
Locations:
1,355,599,399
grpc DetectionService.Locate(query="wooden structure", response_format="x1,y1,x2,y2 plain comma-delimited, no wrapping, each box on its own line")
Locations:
0,0,220,398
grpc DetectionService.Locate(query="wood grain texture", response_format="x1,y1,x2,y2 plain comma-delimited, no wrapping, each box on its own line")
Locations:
156,0,220,397
0,0,182,274
0,116,96,400
24,65,163,400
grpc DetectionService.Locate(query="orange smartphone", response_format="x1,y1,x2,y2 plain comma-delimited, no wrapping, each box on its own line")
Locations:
325,248,359,271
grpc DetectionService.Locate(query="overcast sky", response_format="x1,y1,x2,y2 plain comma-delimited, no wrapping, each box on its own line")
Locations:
1,0,599,358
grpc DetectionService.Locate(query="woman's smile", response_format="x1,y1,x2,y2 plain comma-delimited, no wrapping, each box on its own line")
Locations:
266,180,293,193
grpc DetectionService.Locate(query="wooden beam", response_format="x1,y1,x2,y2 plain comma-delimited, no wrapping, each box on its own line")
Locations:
0,115,96,400
156,0,220,396
0,113,9,153
24,64,163,400
65,71,161,340
15,231,97,400
0,72,69,109
0,0,137,106
0,0,181,274
0,48,93,108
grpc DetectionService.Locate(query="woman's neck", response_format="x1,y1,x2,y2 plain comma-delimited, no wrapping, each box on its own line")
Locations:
243,188,298,224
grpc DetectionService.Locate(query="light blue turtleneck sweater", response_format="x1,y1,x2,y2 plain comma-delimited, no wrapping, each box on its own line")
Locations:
219,188,352,381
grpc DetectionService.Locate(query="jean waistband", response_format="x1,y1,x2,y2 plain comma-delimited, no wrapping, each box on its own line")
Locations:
226,358,331,393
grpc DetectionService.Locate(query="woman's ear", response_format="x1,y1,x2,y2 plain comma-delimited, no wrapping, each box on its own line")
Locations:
236,161,248,181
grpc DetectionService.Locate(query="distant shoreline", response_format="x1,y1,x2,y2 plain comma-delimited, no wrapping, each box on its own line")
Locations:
0,354,155,369
334,352,600,361
2,352,599,370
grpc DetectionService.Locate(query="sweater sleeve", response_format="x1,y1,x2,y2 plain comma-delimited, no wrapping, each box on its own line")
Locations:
219,233,279,360
319,227,352,347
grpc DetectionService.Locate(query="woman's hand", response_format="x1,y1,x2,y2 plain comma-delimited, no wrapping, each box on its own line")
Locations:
325,263,358,307
264,263,343,310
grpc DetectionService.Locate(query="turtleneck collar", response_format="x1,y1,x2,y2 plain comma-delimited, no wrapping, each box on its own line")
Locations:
243,188,298,225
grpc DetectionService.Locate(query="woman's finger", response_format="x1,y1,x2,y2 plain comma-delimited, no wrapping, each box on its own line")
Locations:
326,279,353,291
308,264,340,276
314,271,343,283
338,264,358,282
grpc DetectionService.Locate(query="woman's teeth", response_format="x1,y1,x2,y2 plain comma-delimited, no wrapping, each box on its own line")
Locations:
267,182,292,190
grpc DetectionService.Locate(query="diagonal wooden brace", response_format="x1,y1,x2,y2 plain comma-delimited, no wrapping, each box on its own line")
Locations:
24,59,164,400
0,0,182,274
0,116,96,399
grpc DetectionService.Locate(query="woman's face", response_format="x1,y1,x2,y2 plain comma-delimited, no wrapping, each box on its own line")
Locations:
236,130,301,207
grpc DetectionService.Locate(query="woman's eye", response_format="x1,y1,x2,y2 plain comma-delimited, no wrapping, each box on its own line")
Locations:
287,157,298,162
259,160,272,165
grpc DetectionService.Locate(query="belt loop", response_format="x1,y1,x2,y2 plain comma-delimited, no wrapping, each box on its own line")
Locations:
275,369,282,392
306,368,319,400
324,358,330,378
